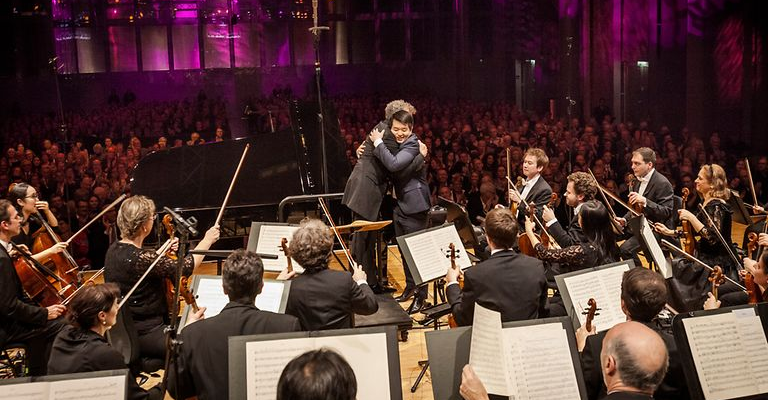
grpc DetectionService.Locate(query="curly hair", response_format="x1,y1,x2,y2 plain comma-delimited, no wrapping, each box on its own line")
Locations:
384,99,417,119
223,249,264,303
567,172,597,201
117,195,155,240
290,218,333,274
701,164,730,200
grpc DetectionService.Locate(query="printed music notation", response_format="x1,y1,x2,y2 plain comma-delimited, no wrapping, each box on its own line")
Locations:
4,375,125,400
562,263,631,332
402,224,471,283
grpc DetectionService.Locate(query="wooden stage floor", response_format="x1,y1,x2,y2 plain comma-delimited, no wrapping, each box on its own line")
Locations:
143,222,750,399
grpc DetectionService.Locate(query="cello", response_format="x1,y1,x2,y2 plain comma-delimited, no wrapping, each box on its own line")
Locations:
10,242,66,307
680,188,696,254
31,212,81,290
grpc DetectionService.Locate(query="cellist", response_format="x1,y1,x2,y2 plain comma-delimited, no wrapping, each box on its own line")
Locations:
0,199,66,376
7,183,68,263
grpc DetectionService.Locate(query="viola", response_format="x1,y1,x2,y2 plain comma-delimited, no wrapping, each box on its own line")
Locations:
680,188,696,254
280,237,293,273
583,298,599,332
708,266,726,301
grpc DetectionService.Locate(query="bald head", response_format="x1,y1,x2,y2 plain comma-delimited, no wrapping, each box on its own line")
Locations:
601,321,668,394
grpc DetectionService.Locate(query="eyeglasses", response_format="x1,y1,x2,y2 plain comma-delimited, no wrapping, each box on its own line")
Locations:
25,193,39,199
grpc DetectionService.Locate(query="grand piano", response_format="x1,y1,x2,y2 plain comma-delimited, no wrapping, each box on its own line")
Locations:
130,100,350,244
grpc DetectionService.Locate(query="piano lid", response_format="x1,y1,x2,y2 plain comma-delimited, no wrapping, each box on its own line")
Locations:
130,134,305,211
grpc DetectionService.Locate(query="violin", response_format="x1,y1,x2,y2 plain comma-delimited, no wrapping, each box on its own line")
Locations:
11,243,66,307
708,266,726,301
627,174,645,214
517,202,550,257
161,215,197,314
280,237,293,273
179,276,199,313
583,298,599,332
681,188,696,254
744,271,763,305
447,243,462,328
747,232,759,260
30,212,80,291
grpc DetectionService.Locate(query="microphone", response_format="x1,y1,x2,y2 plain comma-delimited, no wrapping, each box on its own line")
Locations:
163,207,199,237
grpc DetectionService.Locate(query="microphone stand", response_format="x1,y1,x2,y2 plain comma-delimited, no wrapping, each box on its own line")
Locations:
159,211,197,398
309,0,330,192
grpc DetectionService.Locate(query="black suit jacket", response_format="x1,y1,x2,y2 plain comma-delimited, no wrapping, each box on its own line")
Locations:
549,210,588,247
342,121,424,221
375,134,431,215
580,321,688,400
169,302,301,400
515,176,553,226
624,170,675,227
286,268,378,331
446,250,547,326
0,244,48,346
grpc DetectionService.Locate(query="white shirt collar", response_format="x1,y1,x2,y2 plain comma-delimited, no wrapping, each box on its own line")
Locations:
638,168,655,182
491,248,513,255
0,239,10,253
573,202,584,216
524,174,541,187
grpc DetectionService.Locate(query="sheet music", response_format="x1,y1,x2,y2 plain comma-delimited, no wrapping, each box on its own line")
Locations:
733,310,768,394
402,224,471,283
4,375,125,400
639,218,672,278
502,323,581,400
469,305,511,396
562,263,630,332
255,225,302,272
682,312,756,400
245,332,390,400
254,281,286,313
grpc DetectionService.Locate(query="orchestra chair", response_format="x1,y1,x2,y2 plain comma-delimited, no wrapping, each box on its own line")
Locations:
0,343,28,378
107,307,164,384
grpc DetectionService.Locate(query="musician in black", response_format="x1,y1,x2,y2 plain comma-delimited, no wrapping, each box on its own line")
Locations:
445,208,547,326
7,182,69,263
614,148,674,263
47,283,162,400
509,148,553,227
284,219,378,330
169,249,301,400
541,171,597,246
0,199,66,376
705,252,767,309
104,195,219,360
525,200,620,272
578,268,687,400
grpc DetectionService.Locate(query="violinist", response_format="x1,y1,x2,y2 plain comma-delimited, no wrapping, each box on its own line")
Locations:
103,195,219,360
47,283,162,400
445,208,547,326
7,183,68,263
524,200,620,273
614,148,675,263
541,172,597,246
653,164,738,279
508,148,553,227
0,199,66,375
706,253,768,309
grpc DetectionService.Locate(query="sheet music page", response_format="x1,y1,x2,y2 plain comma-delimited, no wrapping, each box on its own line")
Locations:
639,218,672,278
469,304,511,396
562,263,630,332
315,332,391,400
403,225,470,283
192,277,229,318
254,281,286,313
683,312,755,400
256,225,301,272
732,310,768,394
48,375,125,400
245,333,391,400
502,323,581,400
3,382,50,400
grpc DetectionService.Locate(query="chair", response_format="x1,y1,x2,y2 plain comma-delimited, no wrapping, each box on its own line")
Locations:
107,307,164,383
0,343,28,379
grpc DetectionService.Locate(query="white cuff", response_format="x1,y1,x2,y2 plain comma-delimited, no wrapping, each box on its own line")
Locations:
356,280,368,286
373,138,384,147
546,218,557,228
446,281,460,288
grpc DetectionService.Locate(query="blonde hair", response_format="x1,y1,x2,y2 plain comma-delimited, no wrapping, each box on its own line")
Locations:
701,164,730,200
117,195,155,240
384,100,417,119
524,148,549,169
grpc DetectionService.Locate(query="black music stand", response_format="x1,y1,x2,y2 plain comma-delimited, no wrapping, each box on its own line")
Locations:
729,190,754,226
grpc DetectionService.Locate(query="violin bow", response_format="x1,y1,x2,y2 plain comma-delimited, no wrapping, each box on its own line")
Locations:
507,176,560,248
66,194,127,246
697,203,743,270
62,268,105,305
745,158,759,208
317,197,356,268
588,169,640,218
661,239,746,292
215,143,250,227
118,240,173,309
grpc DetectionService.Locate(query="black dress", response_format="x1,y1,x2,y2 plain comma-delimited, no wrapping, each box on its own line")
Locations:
534,242,618,272
103,241,193,358
47,325,162,400
694,199,737,277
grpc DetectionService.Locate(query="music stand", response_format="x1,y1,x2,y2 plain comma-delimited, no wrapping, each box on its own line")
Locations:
627,215,673,278
729,190,754,226
436,196,484,259
336,219,393,284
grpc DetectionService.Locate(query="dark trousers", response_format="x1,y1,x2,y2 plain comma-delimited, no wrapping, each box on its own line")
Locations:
394,205,428,299
350,212,381,287
137,323,168,361
6,317,66,376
